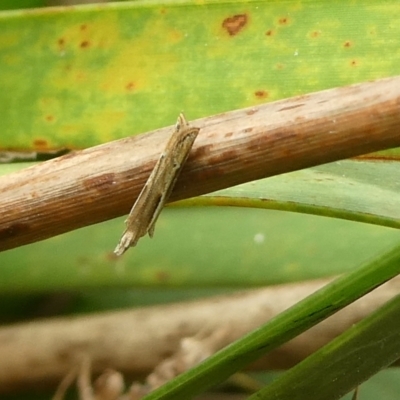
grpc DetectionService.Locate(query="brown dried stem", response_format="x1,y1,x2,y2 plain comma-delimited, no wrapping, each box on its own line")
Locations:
1,76,400,251
1,276,400,393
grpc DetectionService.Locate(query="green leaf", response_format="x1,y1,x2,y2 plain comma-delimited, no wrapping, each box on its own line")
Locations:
2,0,400,149
181,160,400,228
249,294,400,400
0,0,45,11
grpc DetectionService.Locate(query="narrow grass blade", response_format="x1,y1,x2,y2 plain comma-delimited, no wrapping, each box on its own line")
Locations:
249,293,400,400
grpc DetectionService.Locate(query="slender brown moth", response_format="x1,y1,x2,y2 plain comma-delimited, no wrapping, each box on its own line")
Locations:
114,114,200,256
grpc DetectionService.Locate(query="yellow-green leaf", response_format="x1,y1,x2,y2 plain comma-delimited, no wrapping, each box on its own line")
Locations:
1,0,400,149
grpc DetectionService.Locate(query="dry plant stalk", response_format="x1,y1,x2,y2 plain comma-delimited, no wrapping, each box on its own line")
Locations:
1,276,400,394
53,330,230,400
1,76,400,251
52,357,247,400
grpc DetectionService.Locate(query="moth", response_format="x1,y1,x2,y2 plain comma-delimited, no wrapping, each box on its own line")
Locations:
114,114,200,256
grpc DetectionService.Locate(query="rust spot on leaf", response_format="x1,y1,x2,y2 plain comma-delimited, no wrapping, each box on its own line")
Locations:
80,40,90,48
222,14,248,36
126,82,135,91
155,270,170,283
254,90,268,99
83,173,116,193
33,139,48,149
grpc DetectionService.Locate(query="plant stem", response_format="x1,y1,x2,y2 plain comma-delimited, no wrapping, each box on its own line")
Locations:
2,76,400,251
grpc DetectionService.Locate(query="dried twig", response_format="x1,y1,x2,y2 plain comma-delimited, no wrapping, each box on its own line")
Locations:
54,329,232,400
52,366,79,400
1,76,400,251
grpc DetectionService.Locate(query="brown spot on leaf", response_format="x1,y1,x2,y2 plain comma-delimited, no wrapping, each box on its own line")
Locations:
344,41,352,48
126,82,135,91
80,24,87,31
311,31,320,38
254,90,268,99
156,270,170,283
224,132,233,138
58,38,65,47
278,17,289,25
33,139,48,148
45,115,54,122
350,59,358,67
265,29,274,36
276,63,284,70
80,40,90,48
83,173,116,193
222,14,248,36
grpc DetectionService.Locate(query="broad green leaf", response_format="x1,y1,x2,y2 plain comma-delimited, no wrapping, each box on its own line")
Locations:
0,0,45,11
1,0,400,150
181,160,400,228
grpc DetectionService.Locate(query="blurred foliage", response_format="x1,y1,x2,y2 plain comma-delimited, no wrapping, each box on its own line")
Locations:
0,0,46,10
